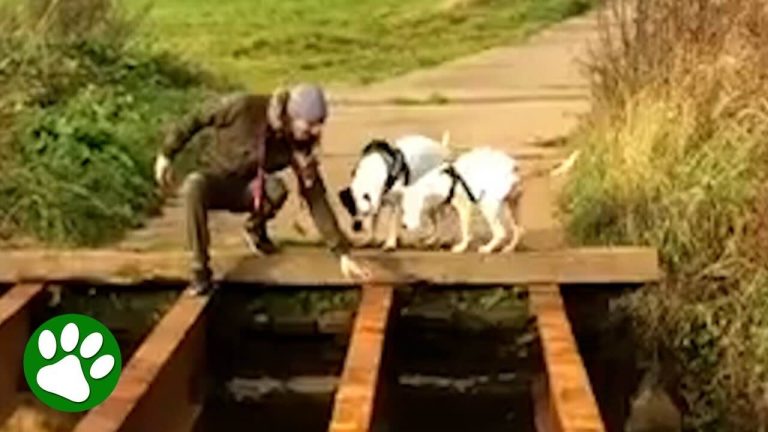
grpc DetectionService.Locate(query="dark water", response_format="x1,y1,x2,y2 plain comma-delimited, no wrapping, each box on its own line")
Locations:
27,284,180,365
195,286,541,432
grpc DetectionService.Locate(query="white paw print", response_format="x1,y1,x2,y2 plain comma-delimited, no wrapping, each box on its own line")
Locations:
36,323,116,403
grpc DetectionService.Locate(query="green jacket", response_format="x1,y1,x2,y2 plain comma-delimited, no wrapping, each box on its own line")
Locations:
162,93,350,255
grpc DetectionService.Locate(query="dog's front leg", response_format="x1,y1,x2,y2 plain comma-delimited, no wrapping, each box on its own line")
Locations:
363,211,379,247
422,207,441,249
451,198,473,253
383,203,401,251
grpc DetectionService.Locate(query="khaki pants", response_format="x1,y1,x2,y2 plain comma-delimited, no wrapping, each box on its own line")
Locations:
182,172,288,276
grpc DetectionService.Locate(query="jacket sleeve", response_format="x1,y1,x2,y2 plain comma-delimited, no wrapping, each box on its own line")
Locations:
160,98,223,159
291,151,351,256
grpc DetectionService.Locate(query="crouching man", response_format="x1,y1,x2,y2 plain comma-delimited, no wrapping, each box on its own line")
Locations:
154,84,371,295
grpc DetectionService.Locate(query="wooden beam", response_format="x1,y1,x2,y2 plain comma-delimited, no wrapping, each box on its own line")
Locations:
529,284,605,432
328,285,394,432
0,283,45,424
0,247,660,286
74,290,208,432
532,373,563,432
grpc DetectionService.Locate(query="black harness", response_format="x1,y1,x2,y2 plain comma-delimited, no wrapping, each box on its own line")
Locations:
443,165,479,204
360,139,411,192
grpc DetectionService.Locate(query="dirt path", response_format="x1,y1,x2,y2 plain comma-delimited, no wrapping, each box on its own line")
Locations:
118,12,599,254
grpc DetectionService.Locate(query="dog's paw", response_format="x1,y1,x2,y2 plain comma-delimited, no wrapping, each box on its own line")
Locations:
421,235,439,249
382,241,397,252
451,243,469,253
502,242,520,253
479,244,497,254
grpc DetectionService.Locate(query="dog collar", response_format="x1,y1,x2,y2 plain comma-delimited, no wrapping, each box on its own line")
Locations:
443,165,478,204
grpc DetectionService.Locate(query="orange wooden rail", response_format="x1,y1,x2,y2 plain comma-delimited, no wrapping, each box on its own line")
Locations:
328,285,394,432
0,283,45,424
74,290,208,432
530,284,606,432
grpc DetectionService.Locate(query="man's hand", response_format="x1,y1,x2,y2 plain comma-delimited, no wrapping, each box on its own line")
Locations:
340,255,373,281
154,154,174,189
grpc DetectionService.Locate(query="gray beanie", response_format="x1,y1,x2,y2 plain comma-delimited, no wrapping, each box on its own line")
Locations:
286,84,328,123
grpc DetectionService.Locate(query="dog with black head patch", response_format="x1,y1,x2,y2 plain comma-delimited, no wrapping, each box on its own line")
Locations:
338,133,451,250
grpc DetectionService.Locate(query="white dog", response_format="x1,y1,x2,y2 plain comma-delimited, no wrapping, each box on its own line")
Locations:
400,147,524,254
338,133,451,250
400,147,582,254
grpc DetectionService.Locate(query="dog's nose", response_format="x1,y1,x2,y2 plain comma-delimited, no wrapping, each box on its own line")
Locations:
352,220,363,232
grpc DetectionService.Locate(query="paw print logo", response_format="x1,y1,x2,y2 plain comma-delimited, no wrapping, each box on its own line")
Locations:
23,314,122,412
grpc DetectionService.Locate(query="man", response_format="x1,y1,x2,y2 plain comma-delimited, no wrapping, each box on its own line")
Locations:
154,84,371,295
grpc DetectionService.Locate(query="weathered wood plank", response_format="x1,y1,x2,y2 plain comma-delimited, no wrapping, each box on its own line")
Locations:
74,290,208,432
328,285,394,432
529,284,605,432
0,283,45,425
0,247,660,286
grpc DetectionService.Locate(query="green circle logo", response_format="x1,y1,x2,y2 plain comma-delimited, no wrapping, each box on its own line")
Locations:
23,314,122,412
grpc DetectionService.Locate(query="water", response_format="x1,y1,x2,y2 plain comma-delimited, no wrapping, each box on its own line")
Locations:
196,286,539,432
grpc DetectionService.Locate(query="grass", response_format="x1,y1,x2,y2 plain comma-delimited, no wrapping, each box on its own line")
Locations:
0,0,224,246
560,0,768,429
140,0,594,91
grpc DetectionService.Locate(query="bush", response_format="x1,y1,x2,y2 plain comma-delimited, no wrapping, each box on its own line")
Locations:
561,0,768,429
0,0,223,246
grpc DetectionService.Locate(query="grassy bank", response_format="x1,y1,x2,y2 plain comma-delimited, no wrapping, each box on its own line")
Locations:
141,0,593,91
561,0,768,429
0,0,223,246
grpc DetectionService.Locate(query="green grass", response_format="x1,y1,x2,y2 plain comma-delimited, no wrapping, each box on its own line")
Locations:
140,0,593,91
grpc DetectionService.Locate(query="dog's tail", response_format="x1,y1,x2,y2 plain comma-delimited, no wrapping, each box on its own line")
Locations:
517,149,582,182
439,130,451,148
550,149,581,178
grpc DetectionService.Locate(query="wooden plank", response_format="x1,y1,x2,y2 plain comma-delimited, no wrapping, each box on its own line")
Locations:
328,285,394,432
0,283,45,424
529,284,605,432
74,290,208,432
532,373,563,432
0,247,660,286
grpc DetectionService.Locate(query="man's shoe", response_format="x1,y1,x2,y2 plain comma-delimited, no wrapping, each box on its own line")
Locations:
189,268,216,296
243,225,279,255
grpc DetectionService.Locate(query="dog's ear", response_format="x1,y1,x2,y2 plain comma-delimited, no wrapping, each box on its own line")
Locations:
338,187,357,216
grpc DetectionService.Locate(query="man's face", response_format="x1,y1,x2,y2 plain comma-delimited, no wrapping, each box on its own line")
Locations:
290,118,324,142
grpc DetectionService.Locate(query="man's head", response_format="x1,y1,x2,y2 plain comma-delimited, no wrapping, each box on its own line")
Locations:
285,83,327,142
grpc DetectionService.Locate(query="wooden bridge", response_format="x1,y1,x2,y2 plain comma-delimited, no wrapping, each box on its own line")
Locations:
0,246,660,432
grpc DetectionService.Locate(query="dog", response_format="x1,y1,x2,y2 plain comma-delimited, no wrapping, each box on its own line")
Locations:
400,147,524,253
338,133,451,250
400,147,582,253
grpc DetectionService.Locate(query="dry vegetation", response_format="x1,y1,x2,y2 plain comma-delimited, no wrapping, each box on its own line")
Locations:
562,0,768,429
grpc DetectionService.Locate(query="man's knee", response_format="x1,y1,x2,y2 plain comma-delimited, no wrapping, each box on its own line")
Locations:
182,172,208,205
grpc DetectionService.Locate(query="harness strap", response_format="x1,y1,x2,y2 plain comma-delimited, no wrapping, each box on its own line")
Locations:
361,140,411,192
443,165,478,204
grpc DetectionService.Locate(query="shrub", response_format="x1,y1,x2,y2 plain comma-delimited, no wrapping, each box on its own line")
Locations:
561,0,768,429
0,0,222,245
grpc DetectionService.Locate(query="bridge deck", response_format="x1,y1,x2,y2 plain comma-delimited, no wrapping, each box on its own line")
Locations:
0,247,659,286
